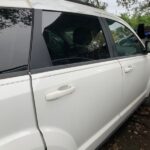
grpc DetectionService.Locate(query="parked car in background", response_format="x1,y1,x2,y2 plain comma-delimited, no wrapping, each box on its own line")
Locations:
0,0,150,150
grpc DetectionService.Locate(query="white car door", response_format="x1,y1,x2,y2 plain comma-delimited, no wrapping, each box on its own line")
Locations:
0,76,44,150
30,10,124,150
106,19,149,119
0,8,44,150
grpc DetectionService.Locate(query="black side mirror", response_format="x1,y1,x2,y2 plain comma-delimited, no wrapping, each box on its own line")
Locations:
145,41,150,52
137,24,145,39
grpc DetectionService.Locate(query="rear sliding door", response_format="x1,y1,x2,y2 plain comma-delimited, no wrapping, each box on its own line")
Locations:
30,10,123,150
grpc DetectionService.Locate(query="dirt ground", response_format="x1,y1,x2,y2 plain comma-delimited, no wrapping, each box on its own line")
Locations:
99,104,150,150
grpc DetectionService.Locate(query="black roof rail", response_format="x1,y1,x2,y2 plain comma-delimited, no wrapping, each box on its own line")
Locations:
65,0,96,8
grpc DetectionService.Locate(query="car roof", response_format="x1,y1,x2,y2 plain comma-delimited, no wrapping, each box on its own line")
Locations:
0,0,122,21
0,0,140,41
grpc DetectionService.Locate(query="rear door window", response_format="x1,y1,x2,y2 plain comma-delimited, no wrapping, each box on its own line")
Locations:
30,11,110,70
43,12,110,66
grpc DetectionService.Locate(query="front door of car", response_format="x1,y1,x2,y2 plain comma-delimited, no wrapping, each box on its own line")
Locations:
30,10,124,150
106,19,149,118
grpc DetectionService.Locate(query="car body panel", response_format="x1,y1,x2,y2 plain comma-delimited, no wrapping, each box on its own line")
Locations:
118,55,149,109
31,60,123,150
0,75,44,150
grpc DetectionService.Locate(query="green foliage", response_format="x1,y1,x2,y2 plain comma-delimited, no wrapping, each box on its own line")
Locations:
120,13,150,29
117,0,150,15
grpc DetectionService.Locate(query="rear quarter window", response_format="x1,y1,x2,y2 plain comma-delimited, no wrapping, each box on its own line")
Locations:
0,8,32,75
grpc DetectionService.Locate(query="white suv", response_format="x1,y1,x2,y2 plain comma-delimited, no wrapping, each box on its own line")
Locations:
0,0,150,150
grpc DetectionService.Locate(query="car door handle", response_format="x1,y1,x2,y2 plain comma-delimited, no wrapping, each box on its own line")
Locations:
124,66,133,73
46,85,75,101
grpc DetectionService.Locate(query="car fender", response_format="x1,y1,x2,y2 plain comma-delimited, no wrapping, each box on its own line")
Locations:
41,127,77,150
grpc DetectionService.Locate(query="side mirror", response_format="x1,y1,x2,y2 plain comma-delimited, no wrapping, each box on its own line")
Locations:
137,24,145,39
145,41,150,52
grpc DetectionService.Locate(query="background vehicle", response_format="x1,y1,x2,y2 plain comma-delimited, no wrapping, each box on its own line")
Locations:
0,0,150,150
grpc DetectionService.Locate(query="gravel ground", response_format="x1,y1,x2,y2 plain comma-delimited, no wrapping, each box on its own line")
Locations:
99,103,150,150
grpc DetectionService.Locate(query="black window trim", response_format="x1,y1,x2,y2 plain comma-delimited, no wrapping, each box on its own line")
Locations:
104,18,146,59
0,7,34,79
30,9,115,74
99,17,115,57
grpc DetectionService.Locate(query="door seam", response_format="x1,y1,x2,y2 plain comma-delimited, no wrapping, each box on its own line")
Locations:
29,72,47,150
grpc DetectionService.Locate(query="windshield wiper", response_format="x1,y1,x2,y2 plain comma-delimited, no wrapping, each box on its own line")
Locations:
0,65,28,74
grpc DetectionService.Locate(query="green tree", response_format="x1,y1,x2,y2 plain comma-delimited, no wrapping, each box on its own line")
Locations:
118,0,150,29
120,13,137,28
117,0,150,15
120,13,150,29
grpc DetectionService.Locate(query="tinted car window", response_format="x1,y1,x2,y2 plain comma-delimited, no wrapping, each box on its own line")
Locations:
0,8,32,75
106,19,144,57
42,11,110,66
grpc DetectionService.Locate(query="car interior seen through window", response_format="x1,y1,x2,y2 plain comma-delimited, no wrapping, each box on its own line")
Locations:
0,8,32,74
106,19,144,57
42,11,110,66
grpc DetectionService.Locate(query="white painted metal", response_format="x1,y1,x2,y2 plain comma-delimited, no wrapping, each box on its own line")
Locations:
46,85,76,101
0,0,31,8
118,55,150,120
32,60,124,150
146,53,150,97
121,56,149,107
0,75,44,150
